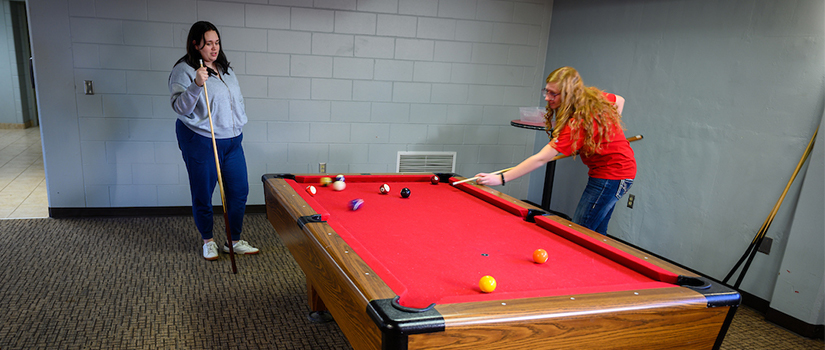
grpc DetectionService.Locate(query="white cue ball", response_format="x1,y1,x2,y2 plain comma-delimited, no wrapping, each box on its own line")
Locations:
332,180,346,191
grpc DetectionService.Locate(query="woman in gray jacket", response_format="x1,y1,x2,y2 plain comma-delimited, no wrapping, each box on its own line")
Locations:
169,21,258,260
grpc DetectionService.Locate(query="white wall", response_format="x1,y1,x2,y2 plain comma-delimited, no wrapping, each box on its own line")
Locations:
539,0,824,324
30,0,553,208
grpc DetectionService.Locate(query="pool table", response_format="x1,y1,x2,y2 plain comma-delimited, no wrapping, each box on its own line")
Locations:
262,173,739,350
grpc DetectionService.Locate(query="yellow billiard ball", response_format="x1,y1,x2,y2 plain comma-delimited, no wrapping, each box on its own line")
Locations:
479,275,496,293
320,177,332,186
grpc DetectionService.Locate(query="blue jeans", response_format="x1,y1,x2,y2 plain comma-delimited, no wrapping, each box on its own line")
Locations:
572,177,633,235
176,120,248,241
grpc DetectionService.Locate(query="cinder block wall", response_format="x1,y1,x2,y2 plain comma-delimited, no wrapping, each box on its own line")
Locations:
31,0,553,207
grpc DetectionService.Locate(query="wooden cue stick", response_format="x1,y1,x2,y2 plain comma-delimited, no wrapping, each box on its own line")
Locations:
451,134,644,186
451,167,514,185
200,59,237,274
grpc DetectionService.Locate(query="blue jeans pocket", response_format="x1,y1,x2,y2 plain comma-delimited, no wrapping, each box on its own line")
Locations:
615,179,633,199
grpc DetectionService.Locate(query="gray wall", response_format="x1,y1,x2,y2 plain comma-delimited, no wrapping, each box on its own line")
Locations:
28,0,553,208
0,0,25,125
539,0,824,324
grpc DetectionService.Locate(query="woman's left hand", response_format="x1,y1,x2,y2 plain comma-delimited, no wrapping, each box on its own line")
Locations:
475,173,502,186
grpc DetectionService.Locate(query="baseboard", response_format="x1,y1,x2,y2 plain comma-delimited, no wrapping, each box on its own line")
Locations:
0,121,32,129
605,235,824,340
739,290,824,339
49,205,266,218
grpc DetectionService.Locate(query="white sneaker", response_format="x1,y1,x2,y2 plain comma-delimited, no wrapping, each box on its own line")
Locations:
224,240,260,255
203,241,219,260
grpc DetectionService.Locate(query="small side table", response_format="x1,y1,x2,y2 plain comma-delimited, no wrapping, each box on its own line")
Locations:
510,120,569,220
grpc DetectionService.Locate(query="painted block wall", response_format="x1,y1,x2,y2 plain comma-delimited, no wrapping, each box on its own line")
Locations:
0,0,24,125
29,0,554,208
539,0,824,322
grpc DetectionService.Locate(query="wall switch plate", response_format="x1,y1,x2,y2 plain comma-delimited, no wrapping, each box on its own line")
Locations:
84,80,94,95
319,162,326,173
627,194,635,208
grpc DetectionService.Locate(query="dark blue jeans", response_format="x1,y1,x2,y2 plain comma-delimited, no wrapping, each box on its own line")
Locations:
176,120,248,241
572,177,633,235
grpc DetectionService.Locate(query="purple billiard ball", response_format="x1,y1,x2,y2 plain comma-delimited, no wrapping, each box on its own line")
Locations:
349,198,365,210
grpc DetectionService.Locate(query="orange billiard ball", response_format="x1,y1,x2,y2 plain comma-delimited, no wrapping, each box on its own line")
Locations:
479,275,496,293
533,249,548,264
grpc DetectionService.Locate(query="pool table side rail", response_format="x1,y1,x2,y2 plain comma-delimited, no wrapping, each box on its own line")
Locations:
535,216,680,284
419,288,733,349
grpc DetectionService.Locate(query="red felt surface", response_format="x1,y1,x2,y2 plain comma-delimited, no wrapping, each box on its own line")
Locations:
287,175,676,309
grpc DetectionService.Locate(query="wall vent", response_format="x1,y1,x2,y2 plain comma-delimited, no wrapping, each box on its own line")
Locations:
396,151,456,173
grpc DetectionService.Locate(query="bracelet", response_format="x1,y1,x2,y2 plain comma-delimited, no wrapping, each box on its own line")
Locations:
499,173,505,186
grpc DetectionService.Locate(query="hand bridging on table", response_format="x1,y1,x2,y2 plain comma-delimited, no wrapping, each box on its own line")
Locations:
474,173,502,186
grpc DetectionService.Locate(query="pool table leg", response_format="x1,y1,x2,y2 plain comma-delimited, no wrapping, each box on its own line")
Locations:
308,280,327,311
307,280,335,323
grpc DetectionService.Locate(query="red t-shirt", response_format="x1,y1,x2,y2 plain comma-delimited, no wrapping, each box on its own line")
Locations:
550,93,637,180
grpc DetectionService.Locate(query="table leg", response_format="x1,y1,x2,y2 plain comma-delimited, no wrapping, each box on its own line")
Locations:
540,161,572,220
541,161,556,210
307,280,326,311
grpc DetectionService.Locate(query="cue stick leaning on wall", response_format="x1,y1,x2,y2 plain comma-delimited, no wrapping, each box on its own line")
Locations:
200,59,237,274
453,135,644,186
723,126,818,288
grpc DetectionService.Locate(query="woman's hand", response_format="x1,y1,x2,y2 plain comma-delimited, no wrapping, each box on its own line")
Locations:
194,66,209,87
474,173,503,186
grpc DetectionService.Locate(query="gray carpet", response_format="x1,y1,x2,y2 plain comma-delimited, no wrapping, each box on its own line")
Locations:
0,214,821,349
0,214,352,350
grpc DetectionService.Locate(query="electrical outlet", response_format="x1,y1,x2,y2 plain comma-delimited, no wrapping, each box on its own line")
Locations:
758,237,772,255
84,80,94,95
626,194,635,208
319,162,326,173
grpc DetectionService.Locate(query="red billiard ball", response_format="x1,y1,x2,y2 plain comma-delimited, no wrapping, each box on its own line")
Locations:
533,249,548,264
349,198,365,210
400,187,411,198
430,175,440,184
305,185,317,196
379,183,390,194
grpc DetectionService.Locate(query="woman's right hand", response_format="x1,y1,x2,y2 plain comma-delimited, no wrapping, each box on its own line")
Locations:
194,66,209,87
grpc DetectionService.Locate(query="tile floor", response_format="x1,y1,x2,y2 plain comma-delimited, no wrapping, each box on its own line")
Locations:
0,127,48,219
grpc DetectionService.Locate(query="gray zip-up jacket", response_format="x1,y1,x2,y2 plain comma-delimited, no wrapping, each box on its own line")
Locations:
169,62,247,139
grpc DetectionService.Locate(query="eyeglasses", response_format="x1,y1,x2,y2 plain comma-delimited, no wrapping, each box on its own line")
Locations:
541,89,560,98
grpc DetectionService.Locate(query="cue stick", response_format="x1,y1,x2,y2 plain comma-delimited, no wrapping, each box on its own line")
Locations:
200,59,237,274
724,127,818,288
451,134,644,186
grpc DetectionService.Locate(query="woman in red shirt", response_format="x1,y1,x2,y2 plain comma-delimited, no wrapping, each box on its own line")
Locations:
476,67,636,234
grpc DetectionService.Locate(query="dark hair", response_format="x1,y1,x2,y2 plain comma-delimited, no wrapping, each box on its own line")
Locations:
175,21,231,75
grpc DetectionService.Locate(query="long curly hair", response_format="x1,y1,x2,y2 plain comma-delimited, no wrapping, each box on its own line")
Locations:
544,67,623,156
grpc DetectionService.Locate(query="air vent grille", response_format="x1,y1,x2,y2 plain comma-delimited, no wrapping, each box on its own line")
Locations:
396,152,456,173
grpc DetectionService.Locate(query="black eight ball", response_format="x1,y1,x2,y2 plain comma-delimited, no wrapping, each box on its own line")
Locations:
400,187,411,198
